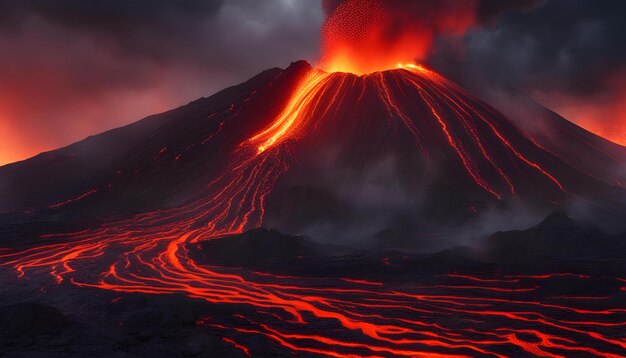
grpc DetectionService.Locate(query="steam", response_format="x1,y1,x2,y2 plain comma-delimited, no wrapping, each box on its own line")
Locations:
264,145,557,252
264,145,435,249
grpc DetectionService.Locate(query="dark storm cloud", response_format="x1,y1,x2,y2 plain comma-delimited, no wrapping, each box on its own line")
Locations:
322,0,539,25
429,0,626,96
0,0,225,33
0,0,321,71
0,0,224,61
475,0,539,25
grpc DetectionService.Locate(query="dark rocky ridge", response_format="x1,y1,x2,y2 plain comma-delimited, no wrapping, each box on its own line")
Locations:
485,211,626,262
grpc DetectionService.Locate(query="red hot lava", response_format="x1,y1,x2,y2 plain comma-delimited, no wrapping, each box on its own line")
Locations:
320,0,477,74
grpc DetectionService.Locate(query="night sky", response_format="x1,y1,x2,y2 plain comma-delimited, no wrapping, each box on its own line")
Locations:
1,0,624,165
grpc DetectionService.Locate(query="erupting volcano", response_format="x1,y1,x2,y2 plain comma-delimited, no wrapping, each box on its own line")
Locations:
1,1,626,357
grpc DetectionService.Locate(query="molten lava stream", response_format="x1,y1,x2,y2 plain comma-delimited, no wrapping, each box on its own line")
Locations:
1,67,625,357
402,66,564,192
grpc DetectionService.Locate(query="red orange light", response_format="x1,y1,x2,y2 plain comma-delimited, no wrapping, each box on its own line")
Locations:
319,0,476,74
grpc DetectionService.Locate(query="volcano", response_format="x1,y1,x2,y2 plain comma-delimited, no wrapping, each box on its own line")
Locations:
1,61,625,242
2,62,626,357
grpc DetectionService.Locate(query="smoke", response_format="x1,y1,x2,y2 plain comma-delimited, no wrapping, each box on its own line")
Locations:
471,85,626,233
531,71,626,145
320,0,475,73
264,144,560,252
427,0,626,146
322,0,538,21
264,144,438,249
319,0,538,74
310,156,421,247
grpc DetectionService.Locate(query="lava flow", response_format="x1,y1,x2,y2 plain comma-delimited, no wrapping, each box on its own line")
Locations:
2,62,625,357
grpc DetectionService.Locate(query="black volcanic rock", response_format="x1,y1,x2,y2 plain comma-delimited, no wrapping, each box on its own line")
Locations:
536,210,576,228
485,211,626,262
264,185,351,233
433,245,480,261
192,228,347,267
0,303,72,340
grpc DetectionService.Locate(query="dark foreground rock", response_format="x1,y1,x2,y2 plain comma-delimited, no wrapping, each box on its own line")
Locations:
485,211,626,262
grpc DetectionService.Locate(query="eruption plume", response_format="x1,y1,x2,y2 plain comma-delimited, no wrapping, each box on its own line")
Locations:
319,0,477,74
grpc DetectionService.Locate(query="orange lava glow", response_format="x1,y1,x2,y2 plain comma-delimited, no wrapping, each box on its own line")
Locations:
319,0,476,74
49,188,99,208
222,337,251,357
249,69,332,153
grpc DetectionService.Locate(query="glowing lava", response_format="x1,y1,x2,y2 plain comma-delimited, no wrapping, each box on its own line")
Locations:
319,0,476,74
249,69,332,153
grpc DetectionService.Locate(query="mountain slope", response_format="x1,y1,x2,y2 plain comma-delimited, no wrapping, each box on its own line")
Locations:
1,61,625,243
0,63,309,216
488,87,626,189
